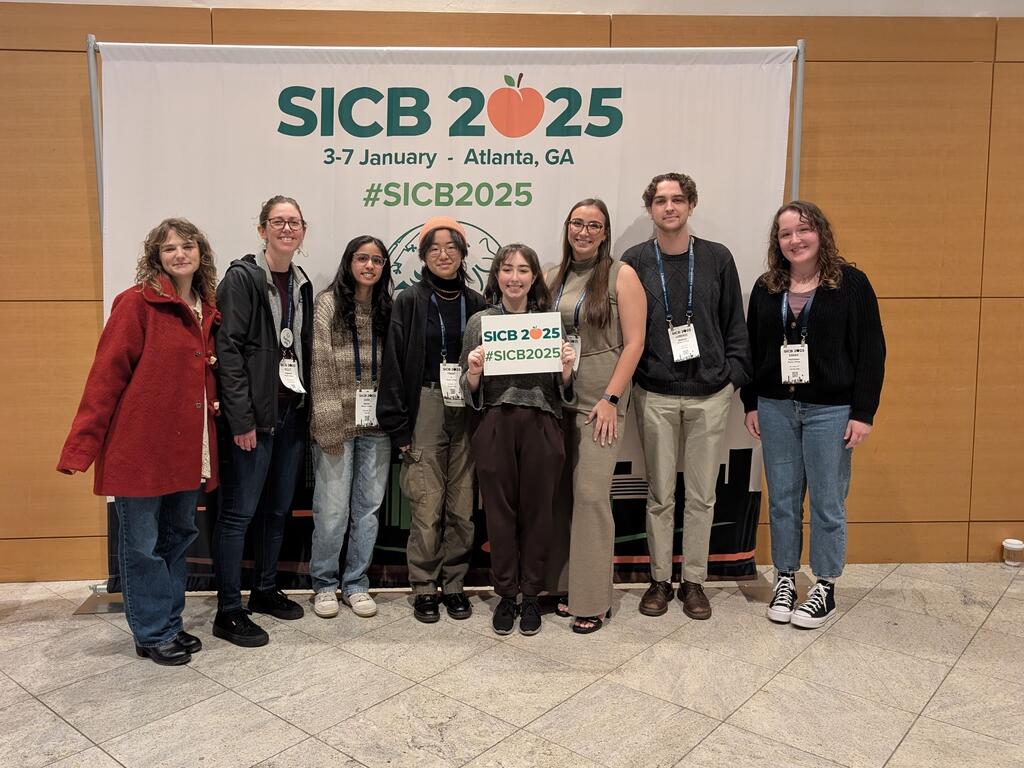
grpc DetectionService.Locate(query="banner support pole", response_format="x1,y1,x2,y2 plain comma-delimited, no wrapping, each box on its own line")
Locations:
87,34,103,234
789,38,806,199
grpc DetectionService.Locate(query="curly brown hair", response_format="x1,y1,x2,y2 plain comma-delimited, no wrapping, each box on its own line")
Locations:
642,172,698,209
136,218,217,303
763,200,849,293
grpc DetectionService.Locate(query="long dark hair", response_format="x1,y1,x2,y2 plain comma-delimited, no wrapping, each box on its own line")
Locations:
763,200,849,293
324,235,393,339
484,243,552,311
419,226,469,287
549,198,613,328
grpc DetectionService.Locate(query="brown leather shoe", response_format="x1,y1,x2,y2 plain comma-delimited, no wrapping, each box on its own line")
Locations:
639,580,673,616
679,581,712,620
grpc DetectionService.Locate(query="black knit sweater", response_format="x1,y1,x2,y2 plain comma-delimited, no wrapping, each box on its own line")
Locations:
740,265,886,424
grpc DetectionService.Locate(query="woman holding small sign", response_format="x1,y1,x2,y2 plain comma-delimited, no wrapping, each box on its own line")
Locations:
545,198,646,634
462,243,576,636
377,217,488,624
742,201,885,629
309,235,394,620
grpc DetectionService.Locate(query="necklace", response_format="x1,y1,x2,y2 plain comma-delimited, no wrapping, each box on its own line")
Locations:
433,287,460,301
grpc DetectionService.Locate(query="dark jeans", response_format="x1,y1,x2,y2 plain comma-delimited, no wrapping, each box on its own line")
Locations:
213,400,306,612
114,490,200,647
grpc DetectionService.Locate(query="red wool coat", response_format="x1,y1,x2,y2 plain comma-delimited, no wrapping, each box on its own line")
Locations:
58,276,222,496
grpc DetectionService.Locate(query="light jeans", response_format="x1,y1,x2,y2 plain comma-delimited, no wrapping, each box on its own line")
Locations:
309,435,391,595
758,396,852,581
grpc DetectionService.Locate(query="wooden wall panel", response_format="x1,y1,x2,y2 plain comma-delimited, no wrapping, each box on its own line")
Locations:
0,51,100,301
982,65,1024,296
610,15,995,62
0,302,106,539
754,522,969,565
799,63,991,298
0,2,211,51
971,299,1024,520
847,299,978,523
212,10,609,47
996,18,1024,61
968,522,1024,562
0,537,106,581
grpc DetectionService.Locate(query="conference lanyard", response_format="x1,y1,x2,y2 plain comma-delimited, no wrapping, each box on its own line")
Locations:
430,293,467,363
653,237,695,326
352,327,378,385
554,281,586,331
782,291,814,343
278,270,295,355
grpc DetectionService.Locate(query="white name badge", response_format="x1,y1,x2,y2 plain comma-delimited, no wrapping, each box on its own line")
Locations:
439,363,465,407
669,323,700,362
279,358,306,393
355,388,378,427
780,343,810,384
566,333,582,373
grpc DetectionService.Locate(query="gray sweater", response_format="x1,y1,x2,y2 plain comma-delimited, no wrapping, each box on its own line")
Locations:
459,307,575,417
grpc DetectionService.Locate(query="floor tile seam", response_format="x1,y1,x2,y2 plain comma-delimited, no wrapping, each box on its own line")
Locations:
856,594,993,631
759,670,925,727
662,629,795,674
29,694,103,760
250,734,356,768
870,571,1010,605
517,677,625,736
890,565,1020,596
827,619,969,667
591,659,732,723
915,712,1024,749
528,730,617,768
721,717,858,768
787,626,956,678
28,651,141,698
311,678,420,740
216,642,341,693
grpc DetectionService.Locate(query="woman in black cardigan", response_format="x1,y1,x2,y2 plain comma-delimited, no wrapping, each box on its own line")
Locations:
741,200,885,629
377,216,487,623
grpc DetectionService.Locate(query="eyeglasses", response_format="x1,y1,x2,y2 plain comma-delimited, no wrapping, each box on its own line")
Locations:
353,253,386,267
568,219,605,234
266,217,306,231
427,244,460,258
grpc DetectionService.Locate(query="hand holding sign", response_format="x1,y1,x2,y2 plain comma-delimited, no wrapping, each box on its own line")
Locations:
561,341,576,382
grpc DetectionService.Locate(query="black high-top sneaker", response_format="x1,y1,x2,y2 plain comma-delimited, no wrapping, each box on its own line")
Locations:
766,571,797,623
791,580,836,629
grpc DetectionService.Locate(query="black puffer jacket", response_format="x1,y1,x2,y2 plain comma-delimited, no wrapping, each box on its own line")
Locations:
216,254,313,435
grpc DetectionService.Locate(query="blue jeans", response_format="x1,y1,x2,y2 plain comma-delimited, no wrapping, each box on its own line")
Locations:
758,397,852,581
114,490,200,646
213,400,306,612
309,435,391,595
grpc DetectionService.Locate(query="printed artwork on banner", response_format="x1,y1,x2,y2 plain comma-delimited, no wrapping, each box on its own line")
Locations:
96,44,796,589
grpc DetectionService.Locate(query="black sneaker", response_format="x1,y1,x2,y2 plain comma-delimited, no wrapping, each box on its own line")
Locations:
519,596,542,636
212,609,269,647
248,589,304,620
492,597,517,635
791,580,836,629
766,572,797,623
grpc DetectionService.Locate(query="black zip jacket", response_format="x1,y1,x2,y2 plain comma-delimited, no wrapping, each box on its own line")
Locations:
376,280,487,449
216,254,313,435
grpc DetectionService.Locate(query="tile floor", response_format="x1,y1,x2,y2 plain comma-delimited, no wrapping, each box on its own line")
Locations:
1,563,1023,768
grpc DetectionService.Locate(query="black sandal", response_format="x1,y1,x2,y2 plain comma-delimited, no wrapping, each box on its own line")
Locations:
554,595,570,618
571,608,611,635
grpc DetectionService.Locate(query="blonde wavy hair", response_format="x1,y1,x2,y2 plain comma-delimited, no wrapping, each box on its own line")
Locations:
763,201,849,293
136,218,217,303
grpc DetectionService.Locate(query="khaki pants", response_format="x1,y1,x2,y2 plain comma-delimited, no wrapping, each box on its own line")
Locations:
633,384,733,584
400,387,475,595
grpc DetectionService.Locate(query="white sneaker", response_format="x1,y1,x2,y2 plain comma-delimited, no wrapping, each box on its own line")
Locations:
344,592,377,618
313,590,339,618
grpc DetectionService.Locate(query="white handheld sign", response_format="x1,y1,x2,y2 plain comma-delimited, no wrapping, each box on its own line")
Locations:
480,312,563,376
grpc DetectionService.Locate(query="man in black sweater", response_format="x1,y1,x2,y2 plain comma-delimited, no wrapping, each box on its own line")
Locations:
622,172,751,620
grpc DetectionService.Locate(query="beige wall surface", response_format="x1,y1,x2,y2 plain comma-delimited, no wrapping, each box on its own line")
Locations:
2,3,1021,579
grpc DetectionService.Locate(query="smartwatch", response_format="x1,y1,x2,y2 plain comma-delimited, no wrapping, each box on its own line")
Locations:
601,392,620,405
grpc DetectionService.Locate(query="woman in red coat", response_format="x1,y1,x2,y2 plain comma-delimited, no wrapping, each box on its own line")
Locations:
58,218,220,666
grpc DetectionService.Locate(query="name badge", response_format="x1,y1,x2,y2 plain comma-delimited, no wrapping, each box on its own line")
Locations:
279,358,306,393
355,388,378,427
566,333,582,373
780,343,810,384
669,323,700,362
439,363,464,408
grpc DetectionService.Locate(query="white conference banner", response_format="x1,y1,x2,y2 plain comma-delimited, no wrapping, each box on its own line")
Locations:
99,43,795,493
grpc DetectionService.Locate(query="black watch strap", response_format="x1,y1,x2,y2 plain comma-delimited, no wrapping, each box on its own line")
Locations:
602,392,620,405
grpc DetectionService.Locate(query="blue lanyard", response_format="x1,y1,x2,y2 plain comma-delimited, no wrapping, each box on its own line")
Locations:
653,237,694,326
281,270,294,331
554,281,586,331
430,293,466,363
352,326,377,384
782,291,814,342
